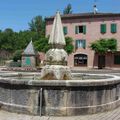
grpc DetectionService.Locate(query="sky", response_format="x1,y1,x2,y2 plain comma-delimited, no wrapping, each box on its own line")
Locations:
0,0,120,32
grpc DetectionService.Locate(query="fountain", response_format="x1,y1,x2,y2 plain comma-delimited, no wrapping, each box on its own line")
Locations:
40,11,72,80
0,12,120,116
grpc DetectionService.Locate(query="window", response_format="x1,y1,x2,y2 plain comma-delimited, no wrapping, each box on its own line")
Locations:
114,55,120,64
75,25,86,34
76,40,86,49
74,54,87,66
101,24,106,33
63,26,68,35
111,24,117,33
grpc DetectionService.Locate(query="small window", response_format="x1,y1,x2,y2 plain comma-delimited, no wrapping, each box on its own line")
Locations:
63,26,68,35
75,25,86,34
111,24,117,33
114,55,120,64
75,40,86,49
101,24,106,33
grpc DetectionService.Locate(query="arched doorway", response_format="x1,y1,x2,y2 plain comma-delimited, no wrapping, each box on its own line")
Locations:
74,54,88,67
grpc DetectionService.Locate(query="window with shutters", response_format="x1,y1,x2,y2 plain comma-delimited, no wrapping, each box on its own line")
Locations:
75,40,86,49
63,26,68,35
101,24,106,33
75,25,86,34
111,23,117,33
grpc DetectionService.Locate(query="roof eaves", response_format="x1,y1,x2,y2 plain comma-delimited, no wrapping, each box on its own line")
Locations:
45,13,120,21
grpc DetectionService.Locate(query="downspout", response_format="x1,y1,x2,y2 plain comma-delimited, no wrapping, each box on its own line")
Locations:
40,88,43,116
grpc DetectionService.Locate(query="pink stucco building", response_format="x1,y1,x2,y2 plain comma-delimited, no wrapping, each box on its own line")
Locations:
45,13,120,68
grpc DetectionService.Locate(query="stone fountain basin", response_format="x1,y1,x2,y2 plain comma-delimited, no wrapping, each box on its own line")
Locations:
0,72,115,81
0,72,120,116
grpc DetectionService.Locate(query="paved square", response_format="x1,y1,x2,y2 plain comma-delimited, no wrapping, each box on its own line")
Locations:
0,106,120,120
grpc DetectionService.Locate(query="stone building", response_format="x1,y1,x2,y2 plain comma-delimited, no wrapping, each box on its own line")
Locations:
22,40,36,67
45,12,120,68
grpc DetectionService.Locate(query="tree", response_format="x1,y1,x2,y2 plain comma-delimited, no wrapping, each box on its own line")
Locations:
90,38,117,54
0,28,39,55
64,37,74,54
34,36,74,54
28,16,45,37
4,28,14,34
17,30,38,50
13,50,23,62
106,38,117,52
90,38,117,68
34,37,51,53
63,4,72,15
1,28,15,51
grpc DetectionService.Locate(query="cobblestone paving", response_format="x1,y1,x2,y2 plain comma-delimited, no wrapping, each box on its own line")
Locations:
0,106,120,120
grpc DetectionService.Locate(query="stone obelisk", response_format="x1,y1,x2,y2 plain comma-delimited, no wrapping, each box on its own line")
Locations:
40,11,72,80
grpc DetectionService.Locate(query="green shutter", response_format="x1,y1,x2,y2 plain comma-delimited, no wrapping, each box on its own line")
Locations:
75,26,78,34
101,24,106,33
83,25,86,34
75,40,78,49
63,26,67,35
83,40,86,49
111,24,117,33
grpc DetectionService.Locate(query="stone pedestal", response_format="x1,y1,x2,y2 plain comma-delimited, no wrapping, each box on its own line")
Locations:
41,65,72,80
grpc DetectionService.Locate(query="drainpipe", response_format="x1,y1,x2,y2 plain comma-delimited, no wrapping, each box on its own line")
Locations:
40,88,43,116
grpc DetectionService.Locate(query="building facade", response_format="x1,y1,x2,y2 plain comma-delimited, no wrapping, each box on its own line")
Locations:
45,13,120,68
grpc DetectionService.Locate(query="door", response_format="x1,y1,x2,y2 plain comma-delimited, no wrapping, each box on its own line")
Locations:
25,57,31,66
98,55,105,69
74,54,87,67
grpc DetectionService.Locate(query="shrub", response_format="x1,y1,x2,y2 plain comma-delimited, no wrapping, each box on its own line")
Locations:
13,50,22,62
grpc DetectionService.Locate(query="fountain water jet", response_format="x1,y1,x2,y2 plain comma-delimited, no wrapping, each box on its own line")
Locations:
40,11,72,80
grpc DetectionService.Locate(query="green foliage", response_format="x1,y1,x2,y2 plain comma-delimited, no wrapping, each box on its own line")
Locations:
17,30,38,49
28,16,45,37
106,38,117,51
63,4,72,15
0,15,46,59
64,37,74,54
0,29,40,53
34,36,74,54
34,37,51,53
13,50,23,62
90,38,117,54
0,28,16,51
0,15,74,61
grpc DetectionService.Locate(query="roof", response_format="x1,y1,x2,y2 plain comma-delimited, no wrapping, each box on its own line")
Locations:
45,12,120,21
23,40,36,55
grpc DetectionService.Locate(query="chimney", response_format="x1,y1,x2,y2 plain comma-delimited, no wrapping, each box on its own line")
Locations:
93,4,98,14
